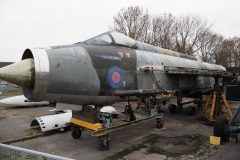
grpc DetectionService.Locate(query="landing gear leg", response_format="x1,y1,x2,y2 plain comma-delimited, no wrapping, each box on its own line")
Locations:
177,91,183,109
124,96,136,121
168,91,182,113
196,96,203,111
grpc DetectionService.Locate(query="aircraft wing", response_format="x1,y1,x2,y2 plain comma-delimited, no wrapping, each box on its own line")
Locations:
164,66,230,77
114,89,162,96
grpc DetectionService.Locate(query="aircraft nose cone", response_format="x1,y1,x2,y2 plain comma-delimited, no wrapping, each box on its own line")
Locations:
0,58,35,89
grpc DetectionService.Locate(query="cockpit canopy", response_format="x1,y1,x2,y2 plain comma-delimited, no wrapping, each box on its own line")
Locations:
82,31,197,61
83,31,136,48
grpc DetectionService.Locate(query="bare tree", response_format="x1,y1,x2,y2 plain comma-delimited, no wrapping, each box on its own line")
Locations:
231,37,240,67
113,8,211,55
197,31,223,63
173,15,211,55
112,6,240,66
112,6,151,41
149,14,175,49
215,39,234,67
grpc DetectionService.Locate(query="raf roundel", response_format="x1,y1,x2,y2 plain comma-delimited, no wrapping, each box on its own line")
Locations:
108,66,125,89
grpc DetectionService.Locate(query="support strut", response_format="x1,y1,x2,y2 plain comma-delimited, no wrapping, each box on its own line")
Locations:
203,91,233,123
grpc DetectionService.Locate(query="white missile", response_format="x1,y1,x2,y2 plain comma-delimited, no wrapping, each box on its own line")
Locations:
30,106,118,133
0,95,49,107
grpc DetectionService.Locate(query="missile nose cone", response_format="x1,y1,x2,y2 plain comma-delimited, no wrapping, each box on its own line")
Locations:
0,59,35,89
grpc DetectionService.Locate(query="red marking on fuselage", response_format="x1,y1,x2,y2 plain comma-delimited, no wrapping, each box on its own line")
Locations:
112,72,120,83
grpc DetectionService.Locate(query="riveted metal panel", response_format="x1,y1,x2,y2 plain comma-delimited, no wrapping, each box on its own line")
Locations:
136,50,225,92
46,46,100,95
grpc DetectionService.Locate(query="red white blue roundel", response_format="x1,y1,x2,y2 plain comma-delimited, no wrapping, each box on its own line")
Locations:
108,66,125,89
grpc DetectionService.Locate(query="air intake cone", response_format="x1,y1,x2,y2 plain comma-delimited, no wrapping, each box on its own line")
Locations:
0,59,35,89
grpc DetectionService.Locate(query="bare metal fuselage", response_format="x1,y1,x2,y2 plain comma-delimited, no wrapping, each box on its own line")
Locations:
0,32,226,107
19,46,224,106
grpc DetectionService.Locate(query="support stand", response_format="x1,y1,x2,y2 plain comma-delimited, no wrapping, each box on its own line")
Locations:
203,84,233,123
123,96,136,121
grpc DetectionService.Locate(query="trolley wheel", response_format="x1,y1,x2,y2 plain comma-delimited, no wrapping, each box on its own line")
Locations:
168,104,177,113
156,118,163,128
214,116,227,142
98,135,110,151
71,125,82,139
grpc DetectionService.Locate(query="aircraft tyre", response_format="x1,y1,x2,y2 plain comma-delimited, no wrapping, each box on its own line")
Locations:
168,104,177,113
71,125,82,139
98,134,110,151
214,116,228,142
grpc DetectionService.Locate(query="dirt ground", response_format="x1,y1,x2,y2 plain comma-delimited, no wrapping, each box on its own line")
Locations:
0,98,240,160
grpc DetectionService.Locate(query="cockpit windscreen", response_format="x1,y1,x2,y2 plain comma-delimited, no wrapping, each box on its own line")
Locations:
83,31,136,48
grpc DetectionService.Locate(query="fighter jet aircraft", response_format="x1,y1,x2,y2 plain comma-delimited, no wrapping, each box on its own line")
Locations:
0,31,226,106
0,31,227,150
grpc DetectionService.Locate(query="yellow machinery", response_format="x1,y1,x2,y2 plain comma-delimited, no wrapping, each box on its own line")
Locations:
70,97,164,151
203,90,232,123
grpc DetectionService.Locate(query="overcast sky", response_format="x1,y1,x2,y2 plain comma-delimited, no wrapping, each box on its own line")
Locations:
0,0,240,62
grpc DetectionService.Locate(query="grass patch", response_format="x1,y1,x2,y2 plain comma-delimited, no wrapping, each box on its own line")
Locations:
25,129,35,137
147,134,204,157
105,134,206,160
